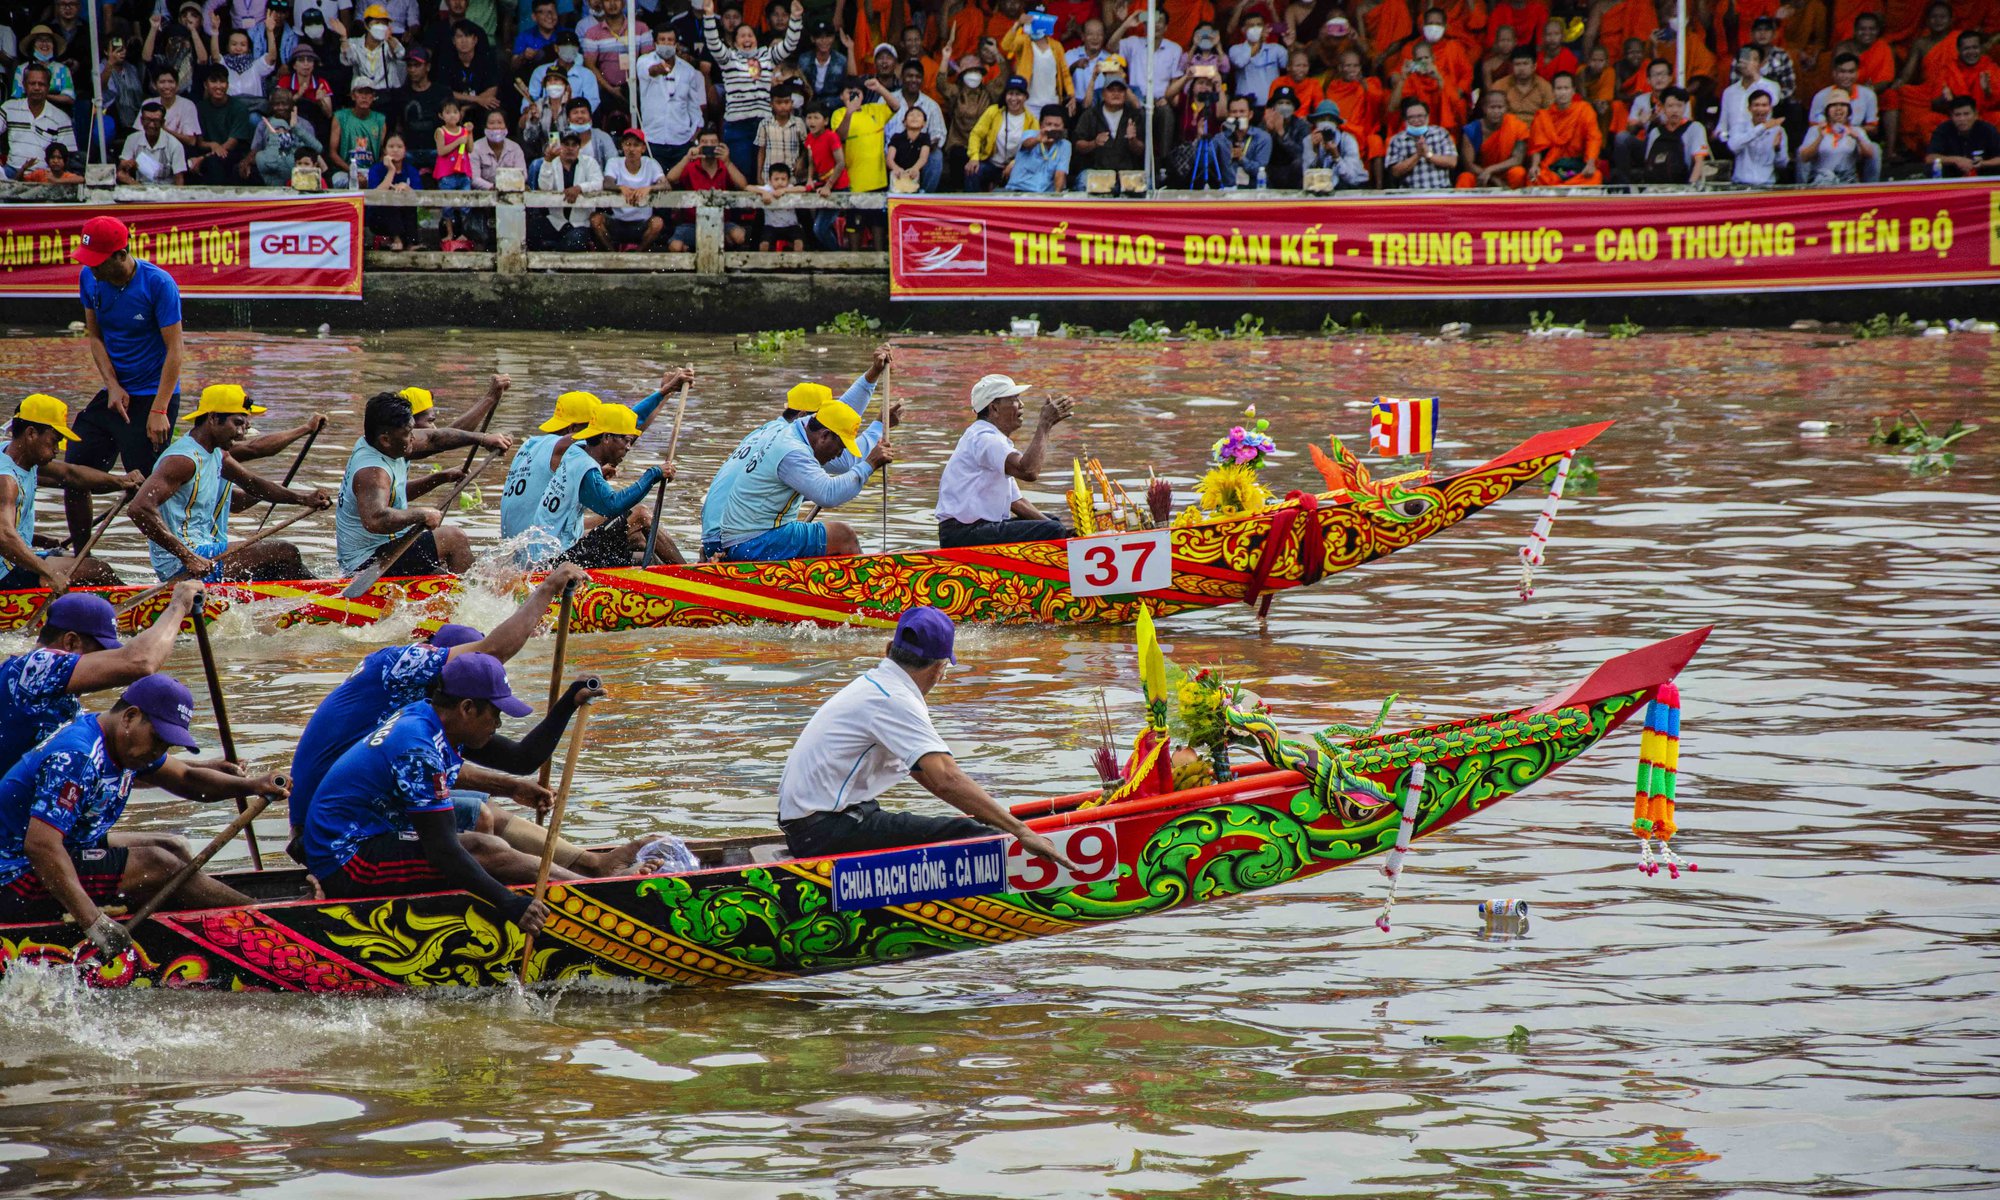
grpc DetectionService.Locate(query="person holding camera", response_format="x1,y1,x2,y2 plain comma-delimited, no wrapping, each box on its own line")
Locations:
665,127,753,251
1305,99,1368,188
1204,93,1272,188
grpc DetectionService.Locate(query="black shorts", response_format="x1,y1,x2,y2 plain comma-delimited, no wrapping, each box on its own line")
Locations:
0,842,129,921
0,563,45,590
550,512,634,570
376,529,448,578
780,799,994,860
319,830,450,899
598,216,658,243
66,390,182,475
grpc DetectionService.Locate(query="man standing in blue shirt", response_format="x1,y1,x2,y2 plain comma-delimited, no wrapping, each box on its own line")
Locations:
0,584,205,774
300,653,555,935
0,674,290,955
69,215,185,552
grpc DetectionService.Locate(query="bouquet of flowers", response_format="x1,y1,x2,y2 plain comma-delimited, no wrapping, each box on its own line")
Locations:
1177,408,1279,526
1210,407,1278,469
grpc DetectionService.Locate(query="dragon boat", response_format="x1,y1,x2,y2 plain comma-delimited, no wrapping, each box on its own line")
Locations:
0,422,1607,638
0,623,1705,992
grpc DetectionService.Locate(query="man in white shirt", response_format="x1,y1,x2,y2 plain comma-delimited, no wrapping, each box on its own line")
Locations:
592,127,667,250
635,26,704,169
1716,46,1780,156
1226,18,1285,101
1,62,76,174
1118,26,1183,106
1726,89,1789,185
776,606,1077,865
119,99,189,183
1067,19,1111,99
934,374,1073,549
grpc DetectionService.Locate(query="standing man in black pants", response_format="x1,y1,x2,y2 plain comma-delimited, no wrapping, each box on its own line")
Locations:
69,215,184,551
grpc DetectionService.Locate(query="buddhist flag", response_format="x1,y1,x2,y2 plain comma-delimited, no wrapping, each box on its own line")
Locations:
1370,397,1439,457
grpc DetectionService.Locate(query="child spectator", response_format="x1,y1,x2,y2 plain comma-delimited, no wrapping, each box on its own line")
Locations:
434,98,476,249
754,84,808,186
367,132,423,249
833,76,893,247
754,161,808,249
801,104,847,248
595,128,668,251
887,104,934,190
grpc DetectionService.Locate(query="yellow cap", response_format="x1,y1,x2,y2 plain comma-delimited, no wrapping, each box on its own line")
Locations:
182,383,266,422
362,3,390,18
14,393,80,444
812,399,865,459
578,403,641,439
540,390,600,432
397,386,434,415
786,382,832,414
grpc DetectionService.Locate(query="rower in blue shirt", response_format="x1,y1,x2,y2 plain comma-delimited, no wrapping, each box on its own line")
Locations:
0,393,143,590
299,653,558,936
700,397,896,562
512,403,681,568
126,385,334,583
0,674,288,958
334,392,510,578
0,584,205,774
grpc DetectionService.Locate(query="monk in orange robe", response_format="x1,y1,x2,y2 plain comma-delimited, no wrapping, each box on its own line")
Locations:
1457,88,1532,182
1529,72,1605,181
1387,11,1479,93
1591,0,1661,61
1166,0,1219,49
1360,0,1418,63
1322,47,1390,154
1390,42,1468,127
1886,0,1942,44
1909,29,2000,145
1487,0,1547,45
1832,0,1883,42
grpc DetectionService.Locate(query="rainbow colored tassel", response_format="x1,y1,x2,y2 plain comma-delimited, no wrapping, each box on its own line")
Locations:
1632,683,1696,878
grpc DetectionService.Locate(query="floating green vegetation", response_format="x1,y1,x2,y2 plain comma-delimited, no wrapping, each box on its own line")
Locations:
1230,312,1266,340
1544,453,1599,496
1852,311,1918,339
1870,410,1978,475
1527,310,1584,334
1423,1024,1532,1049
1178,320,1223,342
816,310,881,335
740,328,806,354
1319,313,1345,335
1121,318,1172,343
1608,317,1644,339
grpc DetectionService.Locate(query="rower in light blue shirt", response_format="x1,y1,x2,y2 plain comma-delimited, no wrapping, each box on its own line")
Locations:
699,397,893,562
499,369,688,555
514,403,681,568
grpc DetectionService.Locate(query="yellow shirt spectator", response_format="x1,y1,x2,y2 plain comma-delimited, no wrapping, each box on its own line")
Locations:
833,102,892,191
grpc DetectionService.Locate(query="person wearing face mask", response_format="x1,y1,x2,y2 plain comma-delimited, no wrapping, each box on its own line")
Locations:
939,54,1007,189
1303,97,1367,184
1000,6,1073,111
1319,47,1383,168
1203,92,1272,186
1226,16,1286,100
12,28,77,107
558,96,618,166
333,4,405,94
527,29,601,112
1171,62,1226,183
1383,94,1456,186
1387,40,1461,131
966,73,1037,190
1260,84,1310,184
637,28,705,169
1387,7,1472,100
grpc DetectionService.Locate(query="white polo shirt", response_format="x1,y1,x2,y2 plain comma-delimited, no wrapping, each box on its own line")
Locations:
933,419,1022,525
777,659,952,823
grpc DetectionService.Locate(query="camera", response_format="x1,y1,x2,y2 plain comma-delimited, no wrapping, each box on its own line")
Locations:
700,144,718,158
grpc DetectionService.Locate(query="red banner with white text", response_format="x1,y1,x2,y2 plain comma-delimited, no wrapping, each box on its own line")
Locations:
0,194,364,299
889,182,2000,300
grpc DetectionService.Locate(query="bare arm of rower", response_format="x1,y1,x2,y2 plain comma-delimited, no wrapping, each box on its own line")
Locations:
38,460,143,494
127,454,206,575
230,413,329,463
409,806,549,933
1009,497,1050,522
443,373,511,432
408,426,513,461
140,755,290,802
0,476,58,585
24,818,109,931
456,562,591,664
1004,394,1074,483
67,581,206,693
405,466,467,499
220,455,334,510
909,751,1080,869
350,463,441,534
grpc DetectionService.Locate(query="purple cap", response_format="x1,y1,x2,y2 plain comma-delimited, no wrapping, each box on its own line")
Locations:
407,44,432,61
429,623,484,649
440,652,532,718
121,673,200,751
44,593,122,649
890,605,956,664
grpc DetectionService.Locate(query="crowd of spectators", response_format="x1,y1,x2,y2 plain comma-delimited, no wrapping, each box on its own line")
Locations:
5,0,2000,249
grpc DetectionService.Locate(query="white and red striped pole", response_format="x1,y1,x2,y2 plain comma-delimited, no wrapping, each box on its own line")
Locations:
1376,759,1427,933
1518,450,1575,600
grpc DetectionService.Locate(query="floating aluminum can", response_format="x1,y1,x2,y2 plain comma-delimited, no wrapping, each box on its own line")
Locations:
1477,899,1529,918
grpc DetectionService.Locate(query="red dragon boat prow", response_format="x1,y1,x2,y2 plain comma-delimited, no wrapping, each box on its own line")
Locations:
0,420,1613,637
0,624,1705,993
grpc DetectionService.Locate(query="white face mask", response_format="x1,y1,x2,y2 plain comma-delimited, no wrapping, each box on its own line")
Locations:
963,70,983,87
1422,22,1445,41
557,44,578,62
1327,18,1350,36
658,42,676,59
547,82,567,99
1196,32,1216,47
1244,24,1264,42
486,127,506,141
368,21,389,38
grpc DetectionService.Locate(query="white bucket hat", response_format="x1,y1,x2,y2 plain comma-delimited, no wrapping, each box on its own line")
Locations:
970,373,1032,413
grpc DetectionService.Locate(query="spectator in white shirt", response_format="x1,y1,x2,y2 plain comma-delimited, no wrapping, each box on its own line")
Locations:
593,128,667,251
212,19,280,112
934,374,1073,548
1,63,75,175
532,129,604,250
335,4,406,93
635,27,704,169
119,98,190,182
1227,17,1286,100
1716,46,1780,155
1727,89,1789,185
1810,53,1882,182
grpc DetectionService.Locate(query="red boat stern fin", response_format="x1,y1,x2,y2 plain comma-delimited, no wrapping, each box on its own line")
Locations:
1473,420,1616,473
1527,627,1712,715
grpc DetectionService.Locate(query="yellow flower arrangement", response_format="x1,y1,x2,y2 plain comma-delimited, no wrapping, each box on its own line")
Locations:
1174,461,1275,527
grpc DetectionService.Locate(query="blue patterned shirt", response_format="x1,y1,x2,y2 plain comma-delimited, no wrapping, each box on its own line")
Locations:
0,713,163,886
300,700,462,879
288,643,450,832
0,649,81,774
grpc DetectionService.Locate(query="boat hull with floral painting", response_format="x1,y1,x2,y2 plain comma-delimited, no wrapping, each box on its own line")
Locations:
0,422,1610,638
0,626,1705,993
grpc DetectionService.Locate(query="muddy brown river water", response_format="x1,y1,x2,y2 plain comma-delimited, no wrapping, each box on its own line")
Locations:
0,325,1993,1198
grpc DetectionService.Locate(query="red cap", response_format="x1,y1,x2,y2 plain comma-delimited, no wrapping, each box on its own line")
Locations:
74,215,129,267
620,127,646,142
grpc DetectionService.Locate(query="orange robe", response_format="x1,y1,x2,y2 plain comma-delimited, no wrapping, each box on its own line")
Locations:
1269,72,1328,110
1456,110,1530,183
1388,36,1478,96
1322,74,1389,154
1831,0,1881,43
1362,0,1418,61
1907,52,2000,147
1730,0,1786,48
1530,98,1603,181
1395,68,1466,127
1485,0,1545,44
1855,36,1897,88
1438,0,1490,37
1585,65,1617,101
1641,29,1720,83
1596,0,1661,58
1885,0,1932,44
1165,0,1218,51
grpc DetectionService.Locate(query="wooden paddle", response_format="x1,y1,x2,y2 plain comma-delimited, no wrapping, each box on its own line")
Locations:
253,423,322,531
191,607,263,870
879,363,891,554
114,503,325,617
461,391,499,473
536,580,578,797
642,381,691,569
122,788,278,933
517,693,600,984
340,448,504,600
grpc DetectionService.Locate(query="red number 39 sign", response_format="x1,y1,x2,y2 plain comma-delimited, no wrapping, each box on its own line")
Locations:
1006,823,1121,894
1066,530,1172,598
